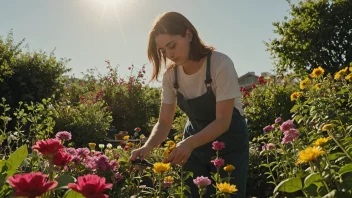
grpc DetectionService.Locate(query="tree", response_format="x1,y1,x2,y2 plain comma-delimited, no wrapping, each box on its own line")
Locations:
0,31,71,108
265,0,352,74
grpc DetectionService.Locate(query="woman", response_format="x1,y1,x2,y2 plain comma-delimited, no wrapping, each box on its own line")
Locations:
130,12,249,198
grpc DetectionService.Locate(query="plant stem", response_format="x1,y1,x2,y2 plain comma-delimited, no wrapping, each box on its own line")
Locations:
328,131,352,160
314,161,330,193
266,154,277,185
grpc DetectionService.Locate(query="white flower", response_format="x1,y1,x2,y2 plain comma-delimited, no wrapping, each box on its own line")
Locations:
99,144,105,149
107,143,112,149
117,146,122,150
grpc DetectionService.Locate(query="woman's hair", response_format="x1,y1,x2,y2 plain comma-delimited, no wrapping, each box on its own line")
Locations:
147,12,214,82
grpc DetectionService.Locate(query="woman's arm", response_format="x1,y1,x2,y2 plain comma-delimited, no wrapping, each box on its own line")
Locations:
143,102,177,149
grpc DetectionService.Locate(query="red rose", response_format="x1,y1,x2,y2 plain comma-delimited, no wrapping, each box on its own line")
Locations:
8,172,58,198
68,174,112,198
32,138,64,158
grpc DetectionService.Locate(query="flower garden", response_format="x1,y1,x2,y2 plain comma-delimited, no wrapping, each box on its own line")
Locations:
1,59,352,198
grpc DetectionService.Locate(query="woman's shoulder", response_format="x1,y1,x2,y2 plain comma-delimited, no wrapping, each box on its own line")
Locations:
210,50,234,65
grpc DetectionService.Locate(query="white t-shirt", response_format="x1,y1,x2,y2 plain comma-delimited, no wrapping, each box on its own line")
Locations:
161,51,244,115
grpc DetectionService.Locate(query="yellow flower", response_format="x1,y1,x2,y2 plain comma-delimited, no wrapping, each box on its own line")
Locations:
313,137,332,147
164,140,175,148
322,124,334,131
174,135,180,141
88,143,96,149
223,165,235,172
296,146,325,165
300,78,310,89
314,84,320,90
346,73,352,81
153,162,170,173
123,136,130,141
290,92,303,101
164,176,174,183
311,67,324,78
163,148,170,158
216,182,238,194
335,67,348,79
127,142,134,147
139,134,146,140
350,67,352,72
334,71,342,80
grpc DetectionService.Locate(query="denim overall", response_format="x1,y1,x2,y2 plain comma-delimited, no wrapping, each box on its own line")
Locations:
174,52,249,198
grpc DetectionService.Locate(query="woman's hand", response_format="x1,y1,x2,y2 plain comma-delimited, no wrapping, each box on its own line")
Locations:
166,139,194,165
129,145,153,161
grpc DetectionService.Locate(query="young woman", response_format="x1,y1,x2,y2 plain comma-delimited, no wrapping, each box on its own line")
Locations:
130,12,249,198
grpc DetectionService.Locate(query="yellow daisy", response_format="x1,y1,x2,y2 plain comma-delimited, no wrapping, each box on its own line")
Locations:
296,146,325,165
290,92,303,101
346,73,352,81
123,135,130,141
153,162,170,173
313,137,332,147
217,182,238,194
224,165,235,172
311,67,324,78
300,78,310,89
322,124,334,131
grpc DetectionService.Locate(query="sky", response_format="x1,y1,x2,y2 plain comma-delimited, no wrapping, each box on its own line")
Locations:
0,0,294,87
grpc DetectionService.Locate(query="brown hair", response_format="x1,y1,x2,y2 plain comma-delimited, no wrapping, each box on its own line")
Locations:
147,12,214,82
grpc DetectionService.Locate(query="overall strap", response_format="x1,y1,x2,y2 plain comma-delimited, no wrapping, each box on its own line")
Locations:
204,52,212,93
173,66,179,89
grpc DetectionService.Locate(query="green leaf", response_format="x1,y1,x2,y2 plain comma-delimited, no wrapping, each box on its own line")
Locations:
273,177,302,193
338,163,352,176
304,173,323,188
62,189,85,198
5,144,28,178
328,152,345,161
55,175,77,190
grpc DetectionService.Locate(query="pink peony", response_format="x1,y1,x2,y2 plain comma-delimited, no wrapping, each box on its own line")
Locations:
263,125,274,133
212,141,225,150
281,128,299,144
68,174,112,198
280,120,294,132
55,131,72,141
275,117,282,124
193,176,211,188
211,158,225,168
32,138,64,158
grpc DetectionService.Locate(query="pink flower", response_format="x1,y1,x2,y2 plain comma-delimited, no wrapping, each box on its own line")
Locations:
52,150,72,166
7,172,58,198
263,125,273,133
211,158,225,168
262,143,276,151
280,120,294,132
68,174,112,198
55,131,72,141
275,117,282,124
32,138,64,158
281,128,299,144
134,127,141,132
193,176,211,188
212,141,225,150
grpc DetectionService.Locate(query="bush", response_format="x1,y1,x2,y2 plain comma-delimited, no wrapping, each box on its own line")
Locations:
52,100,113,147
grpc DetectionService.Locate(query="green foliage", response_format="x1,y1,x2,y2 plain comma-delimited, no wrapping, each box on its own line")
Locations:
265,0,352,74
251,66,352,197
243,76,297,140
52,100,113,147
0,31,71,109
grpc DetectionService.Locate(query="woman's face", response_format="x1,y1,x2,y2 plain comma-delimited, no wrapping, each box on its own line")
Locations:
155,31,192,65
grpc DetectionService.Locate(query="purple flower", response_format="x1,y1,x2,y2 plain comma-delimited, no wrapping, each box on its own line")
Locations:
280,120,294,132
71,155,81,165
55,131,72,141
275,117,282,124
115,172,123,182
212,141,225,150
65,148,77,156
281,128,299,144
211,158,225,168
193,176,211,188
263,125,274,133
76,148,90,158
